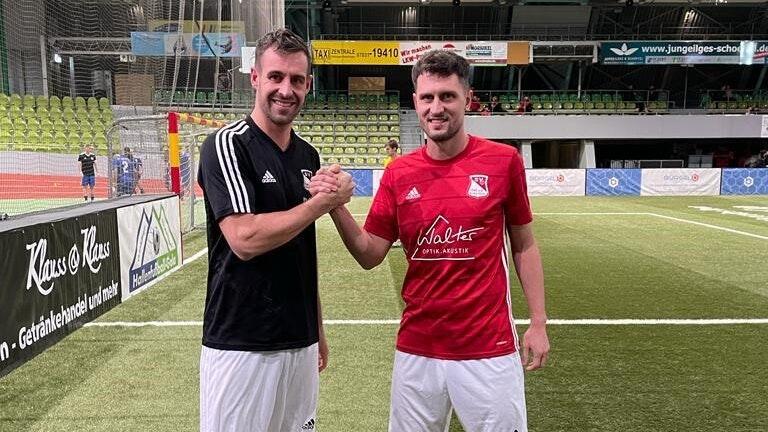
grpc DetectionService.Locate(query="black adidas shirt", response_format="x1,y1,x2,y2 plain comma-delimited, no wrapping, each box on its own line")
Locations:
78,153,97,176
197,116,321,351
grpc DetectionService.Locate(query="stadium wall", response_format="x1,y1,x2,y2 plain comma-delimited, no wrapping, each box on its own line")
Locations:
0,194,181,378
466,114,768,140
366,168,768,197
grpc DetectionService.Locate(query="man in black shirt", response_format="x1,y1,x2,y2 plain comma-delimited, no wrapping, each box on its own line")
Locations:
77,145,97,202
197,29,354,432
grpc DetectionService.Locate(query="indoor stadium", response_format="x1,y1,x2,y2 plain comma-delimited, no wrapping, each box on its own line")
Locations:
1,0,767,431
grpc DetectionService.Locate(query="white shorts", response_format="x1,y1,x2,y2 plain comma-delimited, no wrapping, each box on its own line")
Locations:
389,350,527,432
200,344,319,432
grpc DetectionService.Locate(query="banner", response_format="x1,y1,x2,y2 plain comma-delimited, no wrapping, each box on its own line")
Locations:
762,115,768,138
240,46,255,73
525,169,585,196
586,169,642,196
0,211,121,377
348,169,373,196
311,41,401,65
372,169,385,196
739,41,768,65
131,32,245,57
310,40,507,66
147,20,245,33
720,168,768,195
641,168,721,196
400,41,507,65
117,196,181,300
601,41,742,65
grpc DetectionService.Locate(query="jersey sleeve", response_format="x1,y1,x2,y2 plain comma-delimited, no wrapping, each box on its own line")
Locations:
198,131,256,221
363,167,398,242
504,151,533,226
77,154,84,163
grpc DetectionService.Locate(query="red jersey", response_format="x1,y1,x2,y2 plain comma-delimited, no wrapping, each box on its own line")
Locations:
364,135,532,360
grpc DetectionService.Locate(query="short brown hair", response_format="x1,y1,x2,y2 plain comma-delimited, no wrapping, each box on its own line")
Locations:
411,50,470,90
254,28,311,74
386,139,399,150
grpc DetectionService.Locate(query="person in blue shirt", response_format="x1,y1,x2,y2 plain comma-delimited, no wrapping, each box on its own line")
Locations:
113,147,141,197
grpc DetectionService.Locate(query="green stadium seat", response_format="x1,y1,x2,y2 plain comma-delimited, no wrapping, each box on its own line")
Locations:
0,93,9,107
54,132,68,146
9,94,22,107
85,97,98,111
98,97,110,110
61,96,74,109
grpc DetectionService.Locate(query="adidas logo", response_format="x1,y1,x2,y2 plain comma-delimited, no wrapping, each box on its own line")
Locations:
405,186,421,200
301,418,315,430
261,170,277,184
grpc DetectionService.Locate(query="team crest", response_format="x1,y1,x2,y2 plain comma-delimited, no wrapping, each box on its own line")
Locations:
301,169,313,191
467,174,489,198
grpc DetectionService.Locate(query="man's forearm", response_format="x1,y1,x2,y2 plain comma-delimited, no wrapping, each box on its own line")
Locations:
513,243,547,325
224,197,330,260
329,206,385,270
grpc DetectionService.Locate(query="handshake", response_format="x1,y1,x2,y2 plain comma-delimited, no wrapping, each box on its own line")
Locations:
309,164,356,213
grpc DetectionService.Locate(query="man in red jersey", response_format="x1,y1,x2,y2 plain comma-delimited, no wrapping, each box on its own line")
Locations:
311,49,549,432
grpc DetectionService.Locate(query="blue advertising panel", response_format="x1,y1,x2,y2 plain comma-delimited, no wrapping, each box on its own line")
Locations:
131,32,245,57
587,169,642,196
721,168,768,195
348,169,373,196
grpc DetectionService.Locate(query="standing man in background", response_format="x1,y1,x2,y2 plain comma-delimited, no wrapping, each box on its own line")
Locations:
78,144,97,202
312,49,549,432
197,28,354,432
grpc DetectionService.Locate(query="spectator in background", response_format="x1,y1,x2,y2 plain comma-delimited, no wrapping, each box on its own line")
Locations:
134,154,145,194
466,95,481,112
383,139,400,168
78,145,97,202
517,96,532,113
113,147,141,197
743,150,764,168
721,84,733,101
490,95,506,113
712,146,735,168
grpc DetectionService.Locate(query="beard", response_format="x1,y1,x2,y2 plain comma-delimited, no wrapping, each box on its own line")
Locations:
259,91,302,126
421,117,460,143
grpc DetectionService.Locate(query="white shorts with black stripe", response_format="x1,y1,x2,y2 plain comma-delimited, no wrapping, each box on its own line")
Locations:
200,344,319,432
389,350,527,432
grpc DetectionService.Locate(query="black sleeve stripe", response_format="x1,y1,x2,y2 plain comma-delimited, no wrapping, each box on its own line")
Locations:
214,121,251,213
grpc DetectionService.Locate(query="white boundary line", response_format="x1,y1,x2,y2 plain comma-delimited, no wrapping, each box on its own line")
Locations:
535,212,649,216
646,213,768,241
84,318,768,328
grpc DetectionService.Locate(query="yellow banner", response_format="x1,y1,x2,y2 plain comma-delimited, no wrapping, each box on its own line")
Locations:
311,41,400,65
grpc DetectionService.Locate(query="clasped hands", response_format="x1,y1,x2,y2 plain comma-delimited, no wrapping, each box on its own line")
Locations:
309,164,355,212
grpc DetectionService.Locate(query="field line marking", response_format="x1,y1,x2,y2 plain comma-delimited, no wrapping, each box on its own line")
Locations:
84,318,768,328
646,213,768,241
535,212,649,216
